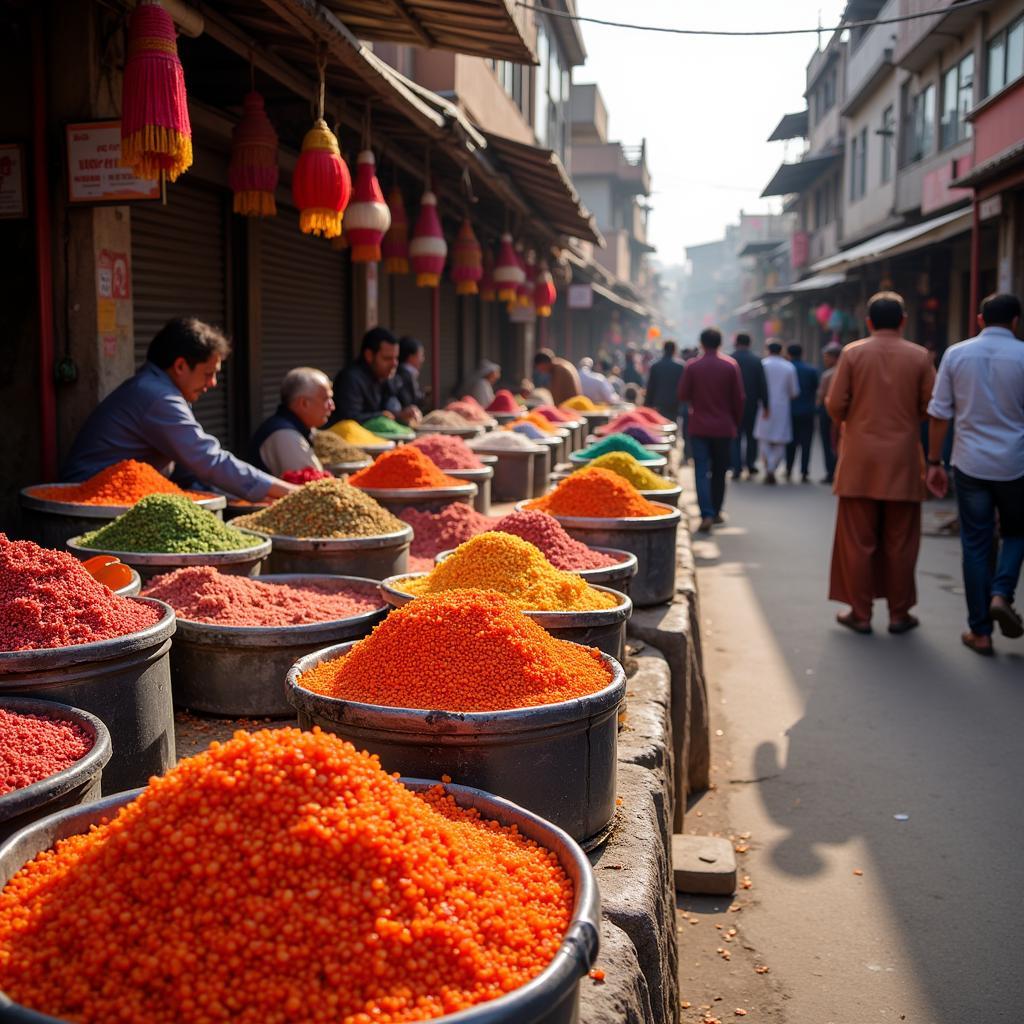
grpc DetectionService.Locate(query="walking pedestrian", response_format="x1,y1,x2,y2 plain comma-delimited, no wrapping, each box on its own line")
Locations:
925,292,1024,657
729,333,768,478
645,340,684,424
678,346,699,463
784,343,819,483
754,339,798,485
826,292,935,635
816,342,841,483
678,327,744,533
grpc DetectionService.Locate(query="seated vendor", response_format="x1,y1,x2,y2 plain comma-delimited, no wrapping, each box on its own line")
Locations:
331,327,421,425
62,317,295,501
250,368,334,477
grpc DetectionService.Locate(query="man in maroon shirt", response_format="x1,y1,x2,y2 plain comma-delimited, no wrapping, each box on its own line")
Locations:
678,327,745,532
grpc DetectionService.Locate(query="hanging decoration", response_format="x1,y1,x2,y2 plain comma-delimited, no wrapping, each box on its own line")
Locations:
292,58,351,238
451,218,483,295
479,247,496,302
814,302,834,329
228,92,278,217
409,191,447,288
345,151,391,262
534,261,556,317
517,250,536,309
382,187,410,273
120,0,193,182
493,233,524,303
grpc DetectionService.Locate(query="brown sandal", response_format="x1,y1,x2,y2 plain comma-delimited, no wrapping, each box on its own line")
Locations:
837,611,872,635
962,632,994,657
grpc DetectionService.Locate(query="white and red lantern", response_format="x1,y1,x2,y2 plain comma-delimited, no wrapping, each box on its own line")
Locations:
345,150,391,262
451,218,483,295
409,191,447,288
493,233,524,303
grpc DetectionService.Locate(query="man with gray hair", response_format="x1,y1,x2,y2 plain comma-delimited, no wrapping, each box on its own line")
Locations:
249,367,335,478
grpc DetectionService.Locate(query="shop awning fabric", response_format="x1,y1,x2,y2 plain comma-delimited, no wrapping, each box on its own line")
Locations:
482,132,604,245
811,208,971,272
762,272,847,297
761,150,841,197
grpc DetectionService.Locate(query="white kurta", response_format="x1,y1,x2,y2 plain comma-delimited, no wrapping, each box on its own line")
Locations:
754,355,799,444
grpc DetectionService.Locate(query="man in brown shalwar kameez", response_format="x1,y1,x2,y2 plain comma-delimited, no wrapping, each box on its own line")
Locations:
826,292,936,635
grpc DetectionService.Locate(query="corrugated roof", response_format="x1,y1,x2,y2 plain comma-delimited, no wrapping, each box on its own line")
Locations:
761,149,842,197
767,111,809,142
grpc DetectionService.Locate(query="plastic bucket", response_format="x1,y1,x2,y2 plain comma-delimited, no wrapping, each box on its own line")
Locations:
262,526,412,579
0,598,176,792
288,643,626,845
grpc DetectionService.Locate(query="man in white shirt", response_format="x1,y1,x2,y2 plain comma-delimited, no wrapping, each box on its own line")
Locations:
926,293,1024,656
754,339,799,484
578,357,618,405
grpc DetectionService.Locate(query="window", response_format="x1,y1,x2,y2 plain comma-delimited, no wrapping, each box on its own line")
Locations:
848,127,868,201
531,19,570,161
941,52,974,148
986,15,1024,96
849,133,859,201
880,104,895,183
904,83,936,164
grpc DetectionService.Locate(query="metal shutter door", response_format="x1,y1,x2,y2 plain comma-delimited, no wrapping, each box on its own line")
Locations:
131,184,232,445
260,211,348,420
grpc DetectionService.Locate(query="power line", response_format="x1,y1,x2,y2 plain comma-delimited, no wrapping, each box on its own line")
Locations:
515,0,991,38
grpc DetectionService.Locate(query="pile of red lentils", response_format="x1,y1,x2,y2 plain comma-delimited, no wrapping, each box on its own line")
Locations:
0,709,92,795
0,728,574,1023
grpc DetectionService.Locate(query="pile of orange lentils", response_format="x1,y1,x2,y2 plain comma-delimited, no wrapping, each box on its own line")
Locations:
0,728,574,1024
300,590,613,711
29,460,209,507
526,467,664,519
349,447,464,490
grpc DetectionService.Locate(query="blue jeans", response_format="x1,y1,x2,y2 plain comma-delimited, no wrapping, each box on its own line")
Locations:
955,469,1024,635
692,436,732,519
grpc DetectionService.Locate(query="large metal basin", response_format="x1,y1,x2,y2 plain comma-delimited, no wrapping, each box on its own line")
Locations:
549,469,683,509
379,574,631,663
164,575,388,717
0,697,111,843
445,463,495,514
66,529,270,581
263,525,411,579
413,423,485,441
19,485,226,548
356,483,478,517
0,598,176,792
570,450,668,476
516,501,681,607
470,446,540,503
325,458,373,477
288,642,625,844
0,779,599,1024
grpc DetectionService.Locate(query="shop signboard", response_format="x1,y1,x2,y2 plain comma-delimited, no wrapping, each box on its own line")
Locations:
0,144,26,219
66,121,160,204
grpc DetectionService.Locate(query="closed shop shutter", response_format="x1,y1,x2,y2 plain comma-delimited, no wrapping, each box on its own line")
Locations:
131,183,232,445
439,282,459,403
259,210,349,420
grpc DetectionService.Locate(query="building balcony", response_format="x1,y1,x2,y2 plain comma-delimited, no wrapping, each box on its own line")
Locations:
895,0,996,72
843,0,897,116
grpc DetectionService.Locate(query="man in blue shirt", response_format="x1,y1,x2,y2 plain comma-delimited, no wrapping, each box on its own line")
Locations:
63,318,294,501
784,343,820,483
926,292,1024,656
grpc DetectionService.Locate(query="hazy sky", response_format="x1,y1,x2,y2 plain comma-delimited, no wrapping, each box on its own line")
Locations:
574,0,848,261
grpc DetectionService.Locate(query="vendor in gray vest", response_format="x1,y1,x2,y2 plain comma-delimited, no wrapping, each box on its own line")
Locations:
63,317,295,500
249,368,335,477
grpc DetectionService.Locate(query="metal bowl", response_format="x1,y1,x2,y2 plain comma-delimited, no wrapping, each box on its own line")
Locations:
413,423,485,440
355,483,478,517
326,459,373,476
569,450,668,472
260,525,412,579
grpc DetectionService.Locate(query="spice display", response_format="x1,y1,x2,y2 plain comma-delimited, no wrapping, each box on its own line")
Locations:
281,467,333,485
349,446,464,489
312,431,367,465
363,415,414,439
469,430,539,451
561,395,604,412
327,419,383,446
622,424,661,445
507,422,547,440
526,468,664,518
28,460,208,507
512,412,557,435
419,409,474,429
576,433,661,463
0,709,93,796
446,398,492,424
142,566,381,627
301,589,612,710
0,728,573,1023
634,406,671,425
0,534,160,652
399,502,496,561
409,434,485,470
486,389,522,413
398,533,618,611
490,510,620,570
585,452,675,491
233,478,403,539
596,410,671,437
78,495,257,554
533,404,575,423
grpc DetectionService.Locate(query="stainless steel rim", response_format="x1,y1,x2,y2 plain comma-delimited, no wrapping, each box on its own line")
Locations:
249,525,413,552
20,485,226,517
66,529,271,566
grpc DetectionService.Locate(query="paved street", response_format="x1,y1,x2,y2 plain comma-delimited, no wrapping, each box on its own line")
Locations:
680,464,1024,1024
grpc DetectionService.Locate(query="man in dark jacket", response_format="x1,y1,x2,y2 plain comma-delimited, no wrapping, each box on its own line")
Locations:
395,335,426,411
729,333,768,478
331,327,420,425
785,343,820,483
644,340,684,423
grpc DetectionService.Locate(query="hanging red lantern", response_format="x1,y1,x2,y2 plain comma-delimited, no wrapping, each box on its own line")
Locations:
120,0,192,182
534,262,556,317
292,119,351,238
451,218,483,295
345,150,391,263
518,250,536,309
493,233,524,303
382,187,410,274
479,247,496,302
228,92,278,217
409,191,447,288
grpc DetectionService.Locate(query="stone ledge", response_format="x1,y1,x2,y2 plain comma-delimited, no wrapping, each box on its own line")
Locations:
580,919,655,1024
